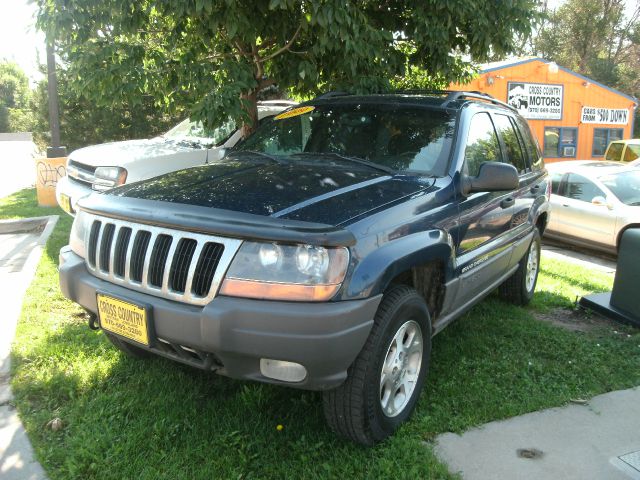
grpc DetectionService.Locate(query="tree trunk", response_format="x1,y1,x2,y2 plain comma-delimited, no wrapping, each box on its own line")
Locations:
240,90,259,139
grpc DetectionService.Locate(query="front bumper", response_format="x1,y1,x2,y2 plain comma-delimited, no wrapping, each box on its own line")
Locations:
59,247,380,390
56,176,93,216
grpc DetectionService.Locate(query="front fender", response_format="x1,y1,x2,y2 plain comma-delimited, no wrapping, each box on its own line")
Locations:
344,230,454,299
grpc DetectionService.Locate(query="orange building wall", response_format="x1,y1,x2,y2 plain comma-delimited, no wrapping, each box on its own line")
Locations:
450,59,637,162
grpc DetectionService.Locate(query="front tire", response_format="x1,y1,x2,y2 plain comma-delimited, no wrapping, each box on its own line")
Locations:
499,228,541,305
323,286,431,445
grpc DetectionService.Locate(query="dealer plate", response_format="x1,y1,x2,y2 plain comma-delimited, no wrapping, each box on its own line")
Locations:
97,293,149,346
59,193,72,214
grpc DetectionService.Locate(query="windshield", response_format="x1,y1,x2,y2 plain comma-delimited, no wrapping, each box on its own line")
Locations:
235,103,456,175
599,170,640,206
164,118,237,145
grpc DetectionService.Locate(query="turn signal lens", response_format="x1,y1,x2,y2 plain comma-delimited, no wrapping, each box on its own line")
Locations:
219,278,341,302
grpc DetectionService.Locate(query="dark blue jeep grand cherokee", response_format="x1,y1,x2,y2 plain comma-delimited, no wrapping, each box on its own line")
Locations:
59,91,550,445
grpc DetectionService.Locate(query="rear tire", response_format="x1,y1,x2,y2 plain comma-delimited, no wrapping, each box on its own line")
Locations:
323,285,431,445
105,332,153,359
499,228,541,305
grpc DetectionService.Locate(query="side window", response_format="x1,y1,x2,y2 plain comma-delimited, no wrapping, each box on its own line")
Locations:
493,114,527,174
605,142,624,161
550,172,564,195
463,112,501,177
566,173,605,202
514,116,543,171
624,145,640,162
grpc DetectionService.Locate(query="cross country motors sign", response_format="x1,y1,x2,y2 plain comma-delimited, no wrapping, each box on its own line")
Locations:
507,82,563,120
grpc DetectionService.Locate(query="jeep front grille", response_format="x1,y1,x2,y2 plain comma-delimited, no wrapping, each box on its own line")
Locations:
84,215,242,305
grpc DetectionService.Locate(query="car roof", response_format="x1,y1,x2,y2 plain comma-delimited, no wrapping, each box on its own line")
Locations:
609,138,640,145
546,160,639,177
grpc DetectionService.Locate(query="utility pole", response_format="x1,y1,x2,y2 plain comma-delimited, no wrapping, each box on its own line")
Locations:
46,37,66,158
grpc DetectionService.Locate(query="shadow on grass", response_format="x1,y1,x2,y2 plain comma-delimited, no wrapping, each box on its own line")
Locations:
11,298,640,480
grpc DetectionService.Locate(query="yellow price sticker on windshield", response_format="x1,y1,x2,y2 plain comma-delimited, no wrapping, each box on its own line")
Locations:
274,106,315,120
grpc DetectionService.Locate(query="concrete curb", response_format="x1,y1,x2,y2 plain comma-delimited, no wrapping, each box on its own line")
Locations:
0,215,57,480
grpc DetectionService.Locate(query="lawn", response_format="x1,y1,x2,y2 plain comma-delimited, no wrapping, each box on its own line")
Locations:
4,188,640,480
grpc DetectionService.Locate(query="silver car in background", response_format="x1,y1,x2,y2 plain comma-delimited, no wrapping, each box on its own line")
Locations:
545,160,640,254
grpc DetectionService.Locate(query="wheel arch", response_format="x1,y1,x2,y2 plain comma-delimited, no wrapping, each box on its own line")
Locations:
344,230,454,318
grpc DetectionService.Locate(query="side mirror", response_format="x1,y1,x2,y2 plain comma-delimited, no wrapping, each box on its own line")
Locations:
592,196,614,210
463,161,519,195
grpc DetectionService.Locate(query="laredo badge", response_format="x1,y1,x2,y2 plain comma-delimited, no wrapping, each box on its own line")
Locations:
274,105,315,120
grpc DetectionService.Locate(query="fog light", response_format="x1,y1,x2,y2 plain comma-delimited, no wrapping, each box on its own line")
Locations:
260,358,307,382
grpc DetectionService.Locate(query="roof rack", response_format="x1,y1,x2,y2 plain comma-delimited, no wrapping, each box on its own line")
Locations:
313,89,518,112
440,90,517,112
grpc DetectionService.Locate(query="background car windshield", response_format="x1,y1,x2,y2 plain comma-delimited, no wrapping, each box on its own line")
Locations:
237,104,456,175
599,170,640,206
165,118,237,145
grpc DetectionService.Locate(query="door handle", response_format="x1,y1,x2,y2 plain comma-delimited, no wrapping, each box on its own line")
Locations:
501,197,515,209
530,185,541,194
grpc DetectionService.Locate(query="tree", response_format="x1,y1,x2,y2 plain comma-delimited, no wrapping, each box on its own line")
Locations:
36,0,539,136
31,65,185,152
0,61,34,132
534,0,640,96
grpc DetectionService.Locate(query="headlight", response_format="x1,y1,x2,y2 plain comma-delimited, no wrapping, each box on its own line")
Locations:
93,166,127,191
220,242,349,301
69,210,92,258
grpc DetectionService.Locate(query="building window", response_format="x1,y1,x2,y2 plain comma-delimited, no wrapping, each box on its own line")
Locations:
592,128,623,157
544,127,577,158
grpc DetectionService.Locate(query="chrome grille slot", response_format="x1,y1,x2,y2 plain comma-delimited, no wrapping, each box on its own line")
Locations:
83,214,242,306
87,220,101,268
169,238,197,293
130,231,151,282
113,227,132,277
148,234,173,287
192,242,225,297
99,223,115,272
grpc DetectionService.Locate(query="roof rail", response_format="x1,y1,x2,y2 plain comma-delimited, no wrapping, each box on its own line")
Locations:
441,90,518,112
314,91,351,100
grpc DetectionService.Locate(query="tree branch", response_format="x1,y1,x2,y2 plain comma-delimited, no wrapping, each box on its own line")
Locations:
259,23,303,63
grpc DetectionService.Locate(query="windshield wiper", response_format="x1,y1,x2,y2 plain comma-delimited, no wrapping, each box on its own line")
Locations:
289,152,395,175
227,150,287,165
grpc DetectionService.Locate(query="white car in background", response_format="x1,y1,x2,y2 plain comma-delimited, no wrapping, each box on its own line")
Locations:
545,160,640,254
56,100,297,214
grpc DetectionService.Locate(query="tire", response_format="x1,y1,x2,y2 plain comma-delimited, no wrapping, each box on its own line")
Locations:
105,332,154,359
499,228,541,305
323,285,432,445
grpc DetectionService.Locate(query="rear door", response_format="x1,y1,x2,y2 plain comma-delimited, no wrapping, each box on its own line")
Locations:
454,112,515,304
492,113,543,268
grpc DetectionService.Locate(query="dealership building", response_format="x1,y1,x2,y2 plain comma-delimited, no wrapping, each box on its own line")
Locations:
450,57,638,162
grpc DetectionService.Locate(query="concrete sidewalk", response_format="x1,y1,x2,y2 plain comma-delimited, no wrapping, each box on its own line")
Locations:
435,387,640,480
541,241,616,274
0,216,57,480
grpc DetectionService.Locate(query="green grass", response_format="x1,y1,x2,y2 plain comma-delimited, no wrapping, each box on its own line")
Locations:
4,187,640,480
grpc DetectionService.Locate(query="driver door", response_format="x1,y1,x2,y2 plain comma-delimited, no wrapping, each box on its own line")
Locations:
555,173,616,247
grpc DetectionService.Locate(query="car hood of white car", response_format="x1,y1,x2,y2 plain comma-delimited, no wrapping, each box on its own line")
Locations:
68,137,209,167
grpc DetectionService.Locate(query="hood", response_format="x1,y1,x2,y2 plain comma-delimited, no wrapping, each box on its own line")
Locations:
109,157,429,225
69,138,204,167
